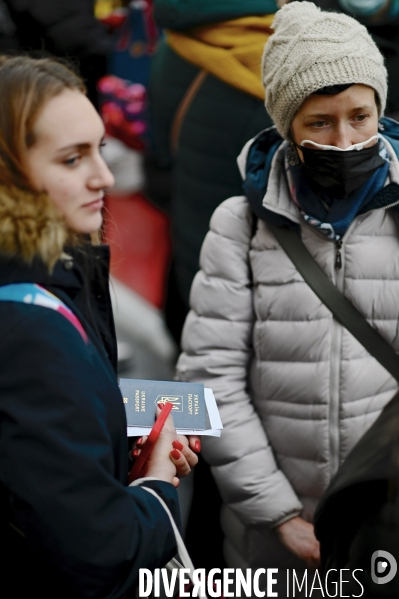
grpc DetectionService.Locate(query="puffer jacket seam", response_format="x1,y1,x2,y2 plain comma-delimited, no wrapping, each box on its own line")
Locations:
257,358,330,364
344,409,386,417
254,280,327,287
188,309,253,323
266,414,327,421
198,272,253,289
265,399,329,406
343,277,399,282
211,445,274,467
340,354,398,360
256,316,331,321
276,453,328,462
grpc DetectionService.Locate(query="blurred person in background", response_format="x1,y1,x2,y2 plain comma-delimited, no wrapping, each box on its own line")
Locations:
0,54,199,599
0,0,113,106
177,2,399,593
149,0,278,343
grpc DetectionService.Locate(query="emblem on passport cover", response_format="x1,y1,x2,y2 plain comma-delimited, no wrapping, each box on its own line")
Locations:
119,378,206,429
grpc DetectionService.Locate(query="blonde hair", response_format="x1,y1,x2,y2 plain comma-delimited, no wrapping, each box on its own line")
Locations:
0,56,100,268
0,55,86,188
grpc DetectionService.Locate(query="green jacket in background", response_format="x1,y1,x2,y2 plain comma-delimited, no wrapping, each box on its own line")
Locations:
154,0,278,29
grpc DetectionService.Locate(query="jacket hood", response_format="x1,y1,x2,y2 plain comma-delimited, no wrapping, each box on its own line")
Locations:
238,125,299,228
239,117,399,228
0,185,68,269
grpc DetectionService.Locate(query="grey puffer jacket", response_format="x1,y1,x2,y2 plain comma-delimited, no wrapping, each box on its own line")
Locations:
176,120,399,570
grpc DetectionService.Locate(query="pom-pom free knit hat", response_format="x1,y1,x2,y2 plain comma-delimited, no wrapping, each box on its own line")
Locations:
261,1,387,139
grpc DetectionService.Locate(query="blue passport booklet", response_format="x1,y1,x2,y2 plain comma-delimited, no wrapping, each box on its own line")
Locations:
119,378,207,430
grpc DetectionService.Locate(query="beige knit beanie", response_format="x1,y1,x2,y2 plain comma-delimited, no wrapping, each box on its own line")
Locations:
262,1,387,139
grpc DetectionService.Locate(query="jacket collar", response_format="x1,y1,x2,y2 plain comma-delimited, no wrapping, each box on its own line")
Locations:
0,244,110,291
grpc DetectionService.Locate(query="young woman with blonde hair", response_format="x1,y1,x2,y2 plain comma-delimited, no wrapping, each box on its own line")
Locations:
0,55,198,599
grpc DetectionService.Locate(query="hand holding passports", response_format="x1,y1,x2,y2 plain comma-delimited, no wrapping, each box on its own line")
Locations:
128,401,174,482
119,378,223,437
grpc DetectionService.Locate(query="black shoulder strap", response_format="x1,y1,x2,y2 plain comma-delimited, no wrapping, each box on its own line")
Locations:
268,223,399,383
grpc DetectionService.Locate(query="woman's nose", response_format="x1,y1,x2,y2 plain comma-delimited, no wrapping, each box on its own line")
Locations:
89,156,115,190
330,124,352,149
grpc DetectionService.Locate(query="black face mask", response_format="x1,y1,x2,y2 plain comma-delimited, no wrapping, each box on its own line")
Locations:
299,142,385,199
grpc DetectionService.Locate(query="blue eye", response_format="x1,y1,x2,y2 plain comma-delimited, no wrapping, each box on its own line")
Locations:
64,155,80,166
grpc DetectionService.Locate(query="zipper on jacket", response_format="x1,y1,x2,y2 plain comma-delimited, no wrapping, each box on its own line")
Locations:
335,240,342,269
328,220,356,480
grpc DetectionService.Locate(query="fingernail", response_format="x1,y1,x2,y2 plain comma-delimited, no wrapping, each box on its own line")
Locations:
170,449,180,460
195,440,201,453
158,403,164,410
136,437,143,446
133,448,140,457
172,440,184,451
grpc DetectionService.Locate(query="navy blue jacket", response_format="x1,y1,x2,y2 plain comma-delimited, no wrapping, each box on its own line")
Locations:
0,245,180,599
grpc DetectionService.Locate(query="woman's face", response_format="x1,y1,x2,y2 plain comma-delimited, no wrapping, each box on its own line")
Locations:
290,84,379,157
25,89,114,234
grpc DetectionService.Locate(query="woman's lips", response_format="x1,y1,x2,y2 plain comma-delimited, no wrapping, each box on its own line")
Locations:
83,198,104,210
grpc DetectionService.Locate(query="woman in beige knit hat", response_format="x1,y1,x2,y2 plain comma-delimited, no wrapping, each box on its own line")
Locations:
177,1,399,592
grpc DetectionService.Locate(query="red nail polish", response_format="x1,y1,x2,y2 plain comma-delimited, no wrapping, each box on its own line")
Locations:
133,448,140,457
172,440,184,451
158,403,164,410
136,437,143,446
171,449,180,460
195,440,201,453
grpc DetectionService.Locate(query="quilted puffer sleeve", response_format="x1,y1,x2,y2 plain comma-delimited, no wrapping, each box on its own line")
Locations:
176,196,302,528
